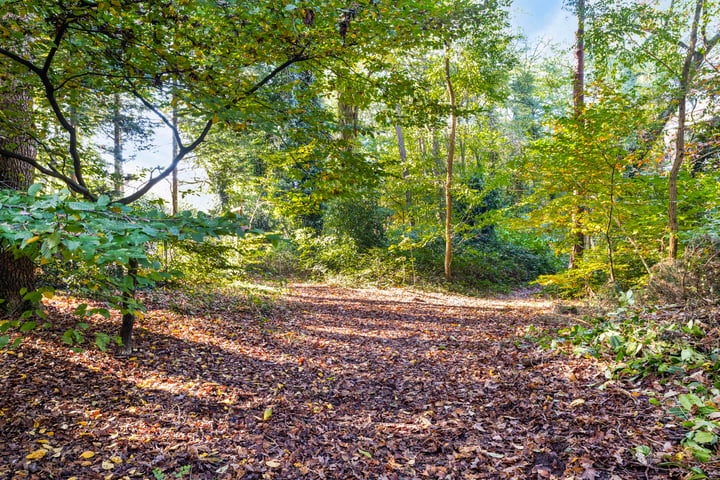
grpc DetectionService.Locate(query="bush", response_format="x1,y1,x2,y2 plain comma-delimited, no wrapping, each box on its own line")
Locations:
645,235,720,306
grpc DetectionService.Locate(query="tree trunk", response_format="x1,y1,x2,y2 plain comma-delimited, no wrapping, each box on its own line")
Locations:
118,258,138,355
171,96,179,215
668,0,703,261
338,89,359,145
0,77,36,314
569,0,586,270
112,93,124,195
431,129,444,224
444,44,457,282
394,105,412,224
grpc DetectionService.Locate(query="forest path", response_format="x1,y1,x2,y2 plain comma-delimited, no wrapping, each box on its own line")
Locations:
0,284,682,479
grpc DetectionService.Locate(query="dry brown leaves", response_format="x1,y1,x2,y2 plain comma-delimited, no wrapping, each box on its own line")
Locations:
0,285,689,479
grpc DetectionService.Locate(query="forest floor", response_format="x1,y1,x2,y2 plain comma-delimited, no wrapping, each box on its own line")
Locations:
0,284,707,479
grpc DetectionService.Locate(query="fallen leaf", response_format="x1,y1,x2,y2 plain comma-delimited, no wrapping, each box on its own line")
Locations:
26,449,46,460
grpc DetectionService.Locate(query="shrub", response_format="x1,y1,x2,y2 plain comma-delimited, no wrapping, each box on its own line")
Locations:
645,235,720,306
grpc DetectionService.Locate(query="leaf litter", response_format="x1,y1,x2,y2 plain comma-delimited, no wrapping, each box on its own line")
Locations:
0,284,697,479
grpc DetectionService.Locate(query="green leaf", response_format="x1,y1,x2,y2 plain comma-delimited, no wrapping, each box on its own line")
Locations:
62,329,75,345
97,195,110,207
22,290,42,303
0,335,9,348
358,449,372,458
263,406,273,420
67,201,94,211
74,303,88,317
668,407,689,419
27,184,42,196
680,394,704,410
0,321,15,333
19,321,37,332
693,431,716,444
95,333,111,352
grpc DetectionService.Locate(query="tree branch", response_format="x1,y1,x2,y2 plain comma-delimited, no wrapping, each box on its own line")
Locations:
114,120,213,205
0,147,96,200
42,21,69,74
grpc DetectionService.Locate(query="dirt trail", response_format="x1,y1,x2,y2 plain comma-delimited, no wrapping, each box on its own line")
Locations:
0,285,683,479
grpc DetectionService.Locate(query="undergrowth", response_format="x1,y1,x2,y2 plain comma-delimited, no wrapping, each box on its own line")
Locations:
528,293,720,477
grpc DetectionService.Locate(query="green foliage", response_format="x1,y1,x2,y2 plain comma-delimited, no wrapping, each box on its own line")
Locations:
153,465,192,480
0,185,251,347
545,305,720,464
324,195,389,252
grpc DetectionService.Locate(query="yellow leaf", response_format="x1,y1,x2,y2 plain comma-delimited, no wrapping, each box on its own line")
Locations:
568,398,585,408
263,406,273,421
79,450,95,459
110,455,122,463
26,449,46,460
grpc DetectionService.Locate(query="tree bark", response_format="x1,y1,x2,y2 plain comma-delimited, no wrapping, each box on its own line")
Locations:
112,93,124,195
394,105,412,224
569,0,586,270
444,44,457,282
668,0,703,260
0,73,37,314
118,258,138,355
338,89,359,145
171,96,179,215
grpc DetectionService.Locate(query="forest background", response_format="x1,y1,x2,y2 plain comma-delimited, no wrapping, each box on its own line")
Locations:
1,0,720,476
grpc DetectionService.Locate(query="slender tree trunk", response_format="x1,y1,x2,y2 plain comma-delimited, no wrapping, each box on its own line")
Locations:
569,0,586,270
171,97,179,215
112,93,124,195
118,258,138,355
0,70,36,314
338,89,359,145
605,165,617,284
430,129,444,223
668,0,703,261
444,44,457,282
394,105,412,224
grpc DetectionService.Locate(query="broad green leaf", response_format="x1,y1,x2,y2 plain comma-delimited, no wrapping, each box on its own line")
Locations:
19,321,37,332
27,184,42,196
693,431,716,444
95,333,111,352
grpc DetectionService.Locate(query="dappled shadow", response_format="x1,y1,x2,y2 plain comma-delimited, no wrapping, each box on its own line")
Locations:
0,285,684,479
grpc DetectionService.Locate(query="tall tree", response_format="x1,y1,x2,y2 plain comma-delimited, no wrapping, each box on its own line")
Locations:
0,11,36,314
568,0,586,270
668,0,703,260
0,68,36,314
444,42,457,281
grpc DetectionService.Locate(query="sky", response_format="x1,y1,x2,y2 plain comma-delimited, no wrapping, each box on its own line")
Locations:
117,1,575,213
511,0,575,47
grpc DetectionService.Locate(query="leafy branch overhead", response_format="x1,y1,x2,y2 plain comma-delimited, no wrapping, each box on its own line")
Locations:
0,0,455,204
